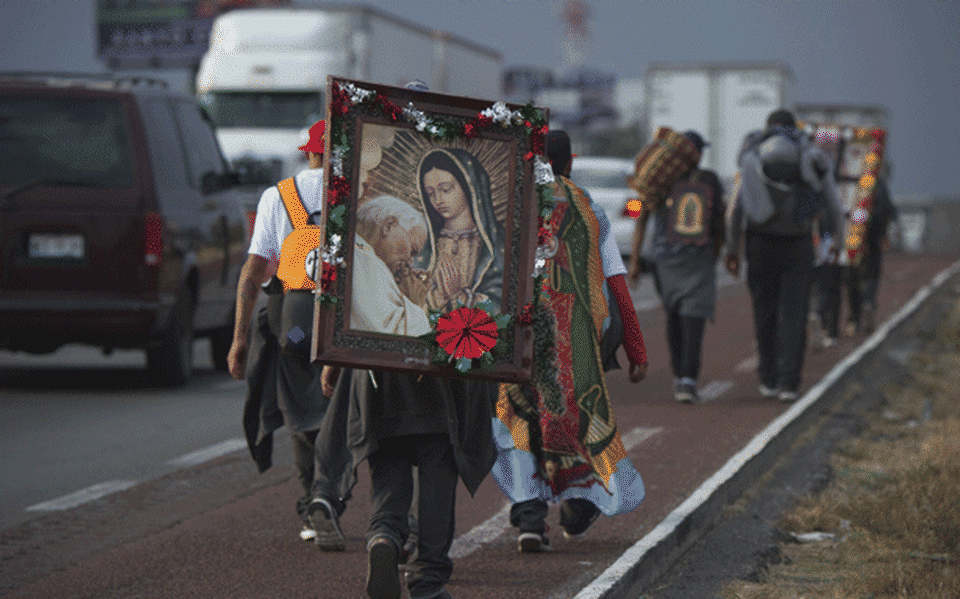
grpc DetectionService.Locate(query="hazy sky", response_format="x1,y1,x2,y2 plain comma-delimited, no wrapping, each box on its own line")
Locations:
1,0,957,199
364,0,959,200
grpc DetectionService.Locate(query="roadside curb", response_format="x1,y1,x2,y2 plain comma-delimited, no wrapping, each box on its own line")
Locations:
574,259,960,599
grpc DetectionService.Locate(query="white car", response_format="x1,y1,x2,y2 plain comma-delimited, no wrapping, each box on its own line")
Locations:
568,156,644,259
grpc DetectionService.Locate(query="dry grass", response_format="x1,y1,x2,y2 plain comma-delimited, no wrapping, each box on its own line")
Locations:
721,300,960,599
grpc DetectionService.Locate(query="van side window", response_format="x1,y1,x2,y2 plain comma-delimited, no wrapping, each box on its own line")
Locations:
172,101,229,193
139,99,191,197
0,97,133,188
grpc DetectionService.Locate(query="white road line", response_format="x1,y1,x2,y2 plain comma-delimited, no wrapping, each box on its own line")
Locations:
620,426,663,451
698,380,734,403
449,426,664,559
573,258,960,599
735,355,758,372
26,480,137,512
450,501,512,559
166,438,247,468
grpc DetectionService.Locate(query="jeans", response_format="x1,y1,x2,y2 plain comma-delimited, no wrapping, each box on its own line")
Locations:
745,231,814,392
368,434,457,598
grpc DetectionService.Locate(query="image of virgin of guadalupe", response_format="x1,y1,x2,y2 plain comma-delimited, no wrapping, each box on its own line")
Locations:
400,148,505,313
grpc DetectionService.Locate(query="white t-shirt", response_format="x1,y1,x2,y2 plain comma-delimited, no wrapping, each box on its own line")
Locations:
248,168,325,262
589,198,627,278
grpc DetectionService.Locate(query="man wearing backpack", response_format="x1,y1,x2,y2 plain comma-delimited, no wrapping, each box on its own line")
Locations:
725,109,844,402
228,120,350,552
628,130,725,403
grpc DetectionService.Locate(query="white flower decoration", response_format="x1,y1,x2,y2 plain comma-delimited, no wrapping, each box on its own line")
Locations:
481,101,522,127
322,234,344,266
534,156,555,185
342,82,374,104
331,146,346,177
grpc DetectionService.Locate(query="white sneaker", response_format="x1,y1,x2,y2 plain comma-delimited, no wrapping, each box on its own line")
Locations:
778,390,799,402
759,384,778,398
300,524,317,542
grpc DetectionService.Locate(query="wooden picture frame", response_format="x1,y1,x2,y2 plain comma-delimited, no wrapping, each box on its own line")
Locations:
311,77,548,382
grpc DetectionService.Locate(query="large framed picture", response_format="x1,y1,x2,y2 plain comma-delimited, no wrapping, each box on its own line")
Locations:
311,77,549,382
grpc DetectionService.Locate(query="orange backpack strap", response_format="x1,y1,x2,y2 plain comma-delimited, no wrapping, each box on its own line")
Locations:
277,177,308,229
276,177,319,292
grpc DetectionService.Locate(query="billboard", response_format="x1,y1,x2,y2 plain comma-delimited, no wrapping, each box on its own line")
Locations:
96,0,288,69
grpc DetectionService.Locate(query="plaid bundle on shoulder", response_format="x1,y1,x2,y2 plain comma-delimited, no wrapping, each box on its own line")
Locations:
629,127,701,211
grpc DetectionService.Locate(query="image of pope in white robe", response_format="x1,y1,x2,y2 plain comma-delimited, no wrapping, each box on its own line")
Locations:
349,195,431,337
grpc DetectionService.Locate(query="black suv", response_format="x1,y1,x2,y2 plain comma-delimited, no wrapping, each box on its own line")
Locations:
0,73,248,386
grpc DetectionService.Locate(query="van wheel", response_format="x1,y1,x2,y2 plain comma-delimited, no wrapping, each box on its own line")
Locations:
209,325,232,372
147,289,194,387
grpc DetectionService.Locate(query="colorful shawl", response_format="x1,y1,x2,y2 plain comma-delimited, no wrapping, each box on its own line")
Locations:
491,178,644,515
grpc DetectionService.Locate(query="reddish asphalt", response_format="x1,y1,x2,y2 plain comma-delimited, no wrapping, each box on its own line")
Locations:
2,251,956,599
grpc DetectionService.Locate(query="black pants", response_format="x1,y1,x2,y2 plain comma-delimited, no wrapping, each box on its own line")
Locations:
293,429,320,522
745,231,814,391
816,264,864,337
665,310,706,381
368,433,457,598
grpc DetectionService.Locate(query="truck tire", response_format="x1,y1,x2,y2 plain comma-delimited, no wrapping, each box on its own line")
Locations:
147,288,194,387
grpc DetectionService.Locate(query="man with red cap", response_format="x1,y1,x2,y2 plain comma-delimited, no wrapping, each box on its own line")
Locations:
229,120,350,552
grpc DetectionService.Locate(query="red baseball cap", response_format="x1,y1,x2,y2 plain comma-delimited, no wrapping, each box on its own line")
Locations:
298,120,326,153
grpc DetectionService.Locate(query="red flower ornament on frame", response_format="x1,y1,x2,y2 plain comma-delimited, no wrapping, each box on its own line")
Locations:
435,307,499,360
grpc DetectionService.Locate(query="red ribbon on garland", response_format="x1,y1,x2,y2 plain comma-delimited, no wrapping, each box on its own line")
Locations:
320,262,337,292
327,176,350,207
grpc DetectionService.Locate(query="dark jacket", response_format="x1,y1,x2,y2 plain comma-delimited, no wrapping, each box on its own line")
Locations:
316,368,497,500
242,296,327,473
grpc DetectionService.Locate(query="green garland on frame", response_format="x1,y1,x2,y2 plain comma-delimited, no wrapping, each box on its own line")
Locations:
324,79,551,374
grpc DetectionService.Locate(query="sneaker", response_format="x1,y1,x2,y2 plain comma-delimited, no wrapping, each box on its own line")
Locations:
560,498,601,539
674,381,699,403
778,389,799,402
299,524,317,542
517,531,551,553
759,384,778,398
365,537,401,599
307,497,345,552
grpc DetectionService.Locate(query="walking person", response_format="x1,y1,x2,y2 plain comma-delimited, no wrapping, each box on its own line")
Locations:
725,109,844,402
853,166,898,334
627,130,725,402
491,130,649,552
228,120,349,551
314,80,498,599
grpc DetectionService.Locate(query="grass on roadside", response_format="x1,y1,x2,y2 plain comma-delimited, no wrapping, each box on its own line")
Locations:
722,299,960,599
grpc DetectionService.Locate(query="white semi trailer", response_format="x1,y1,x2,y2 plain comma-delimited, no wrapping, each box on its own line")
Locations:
645,62,794,188
196,4,502,183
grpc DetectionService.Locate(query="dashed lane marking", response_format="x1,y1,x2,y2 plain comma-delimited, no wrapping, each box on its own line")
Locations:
166,438,247,468
27,480,137,512
25,439,248,513
698,380,734,403
449,426,663,559
619,426,664,450
735,355,758,372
